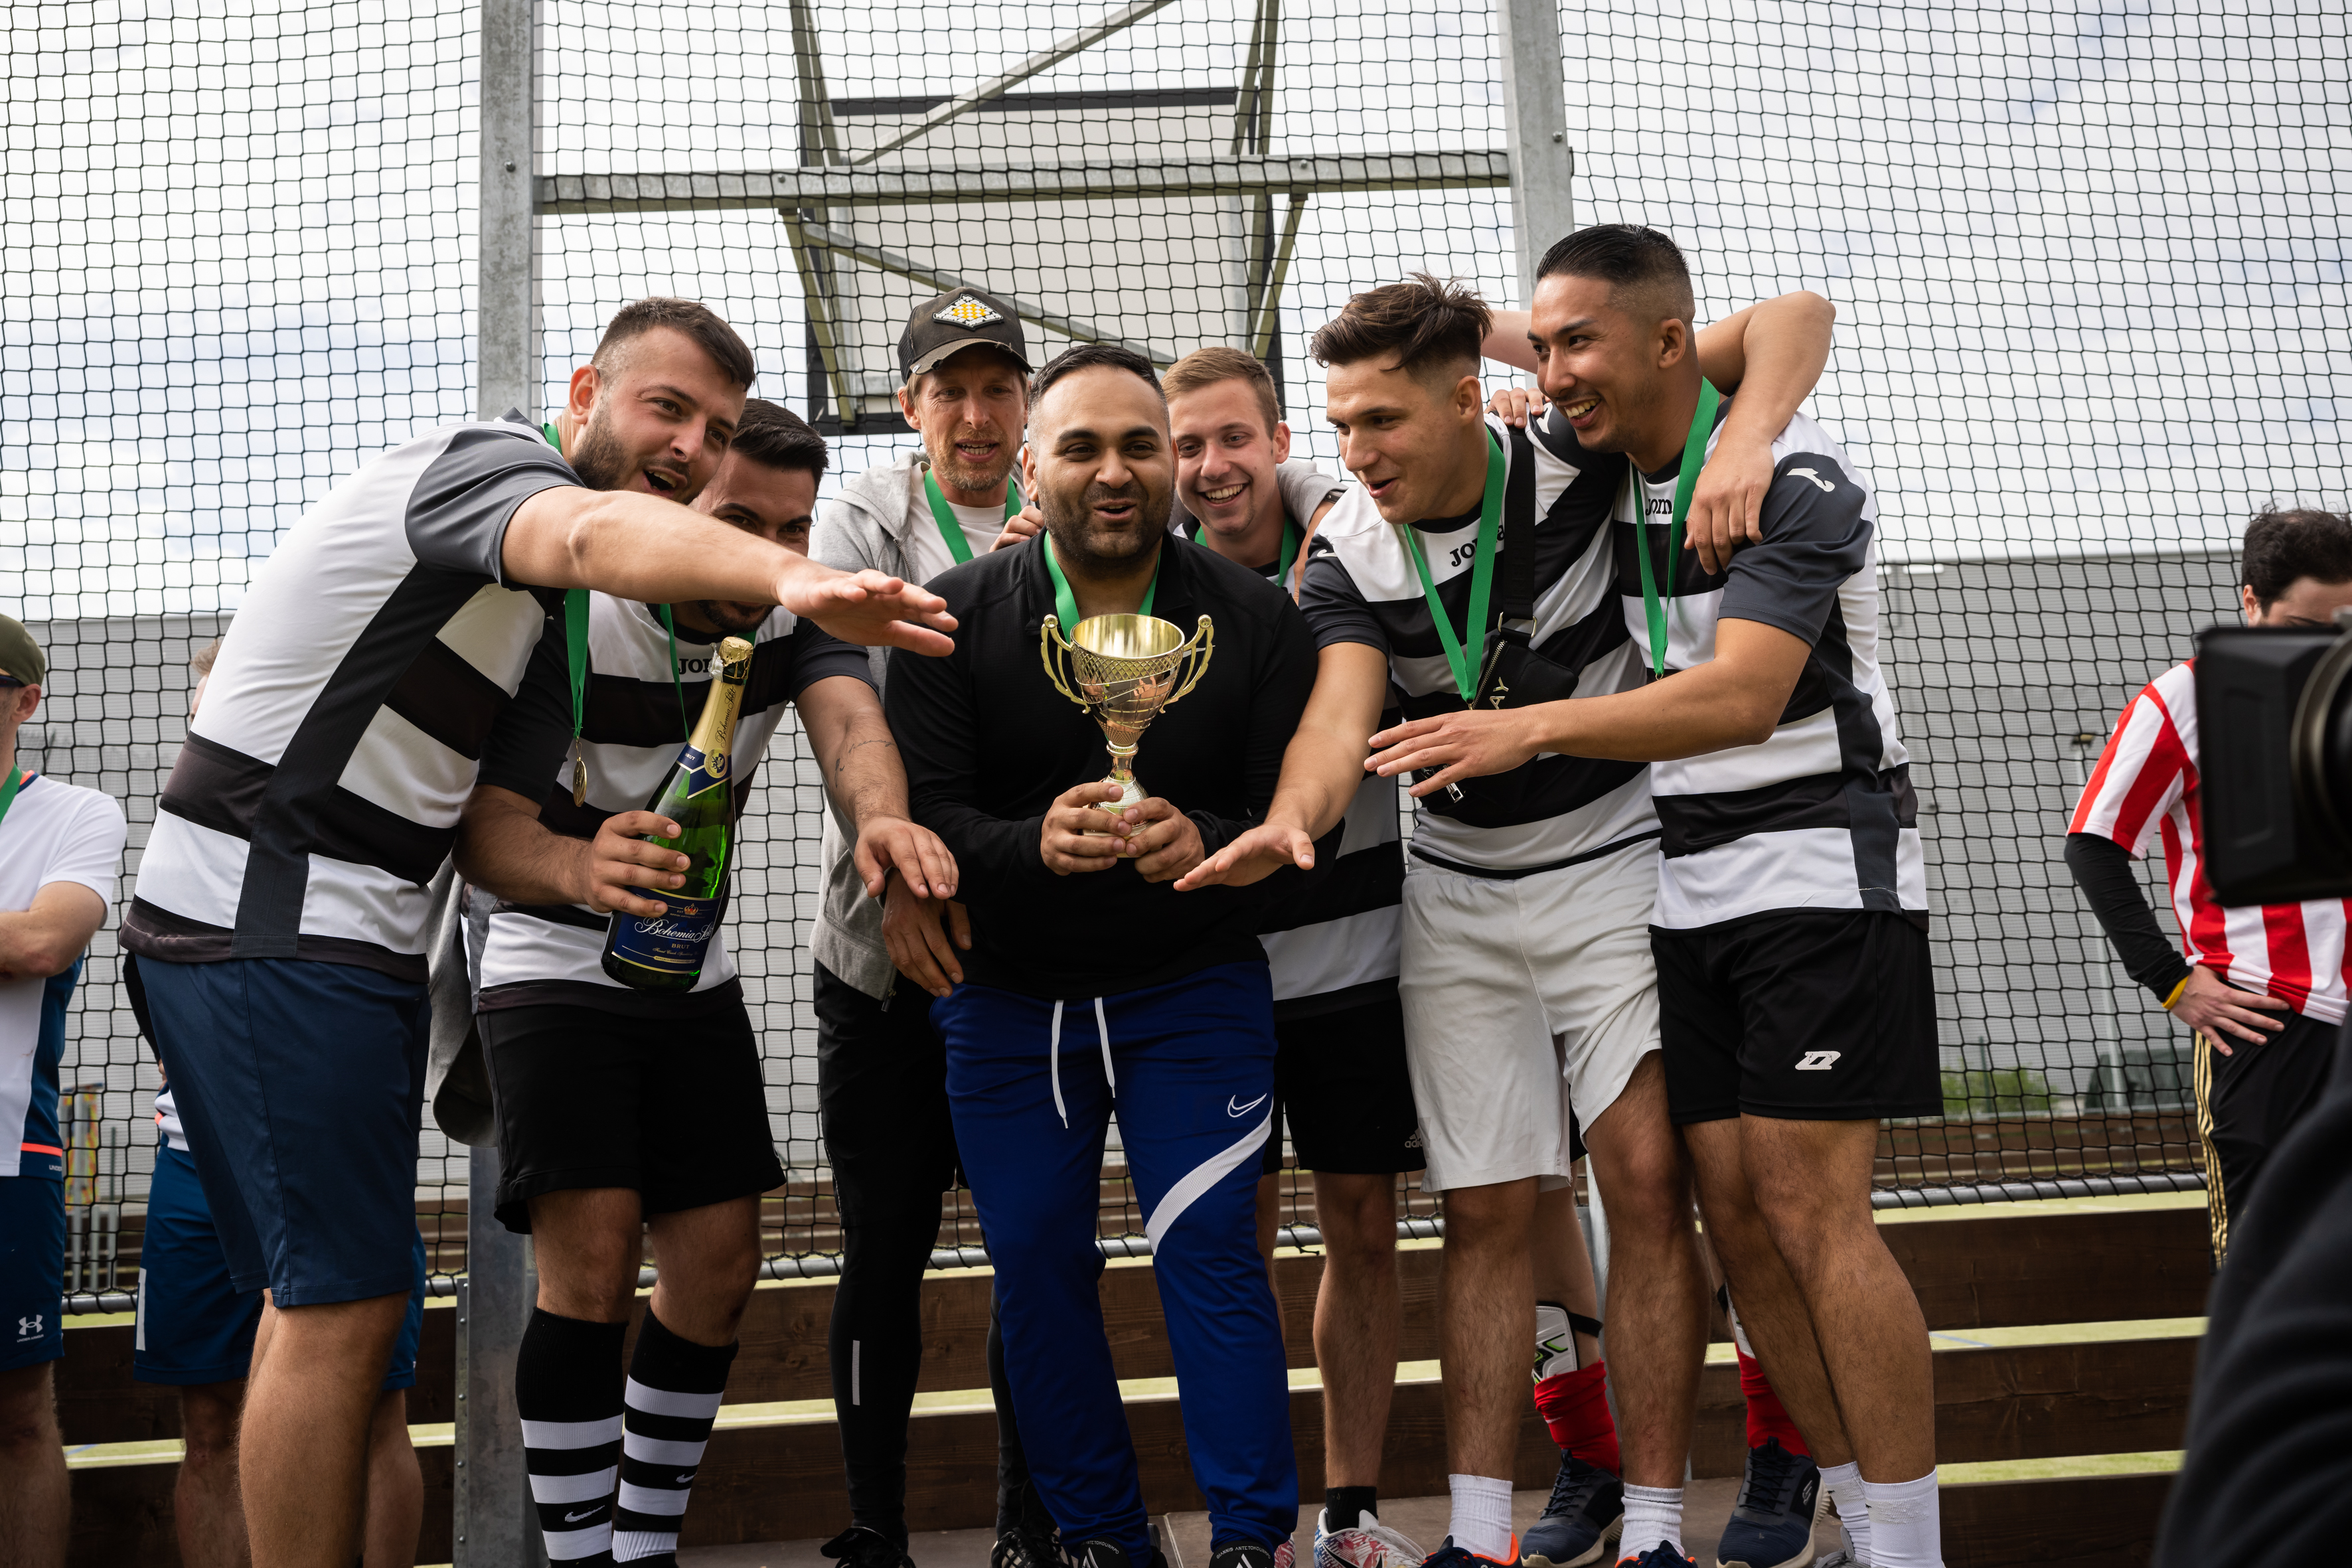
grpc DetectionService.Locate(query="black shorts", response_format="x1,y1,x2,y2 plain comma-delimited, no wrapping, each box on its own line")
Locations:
1654,910,1940,1125
2197,1003,2339,1264
1263,991,1427,1176
814,964,963,1220
479,998,785,1233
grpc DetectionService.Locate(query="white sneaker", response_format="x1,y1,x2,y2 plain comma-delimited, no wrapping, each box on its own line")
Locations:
1314,1508,1427,1568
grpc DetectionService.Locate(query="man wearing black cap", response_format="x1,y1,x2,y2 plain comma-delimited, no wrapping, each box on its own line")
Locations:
807,287,1047,1568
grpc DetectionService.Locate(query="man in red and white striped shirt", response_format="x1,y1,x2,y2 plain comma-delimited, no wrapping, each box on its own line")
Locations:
2066,507,2352,1263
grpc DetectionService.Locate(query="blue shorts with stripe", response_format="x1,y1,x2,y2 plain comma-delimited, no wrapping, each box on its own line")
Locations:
0,1176,65,1372
134,1141,427,1389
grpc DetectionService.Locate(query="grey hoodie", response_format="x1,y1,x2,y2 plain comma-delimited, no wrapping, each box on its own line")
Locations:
807,447,1348,999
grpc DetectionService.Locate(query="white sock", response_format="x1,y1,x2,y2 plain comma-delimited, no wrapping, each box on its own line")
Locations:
1820,1461,1870,1561
1618,1483,1683,1560
1862,1470,1941,1568
1447,1473,1514,1561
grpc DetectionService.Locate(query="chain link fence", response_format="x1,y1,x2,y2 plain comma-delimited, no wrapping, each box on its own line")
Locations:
8,0,2345,1296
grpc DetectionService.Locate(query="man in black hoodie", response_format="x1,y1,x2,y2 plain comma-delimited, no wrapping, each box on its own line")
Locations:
885,343,1317,1568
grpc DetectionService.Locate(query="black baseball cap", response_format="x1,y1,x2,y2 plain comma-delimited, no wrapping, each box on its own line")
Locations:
898,287,1032,379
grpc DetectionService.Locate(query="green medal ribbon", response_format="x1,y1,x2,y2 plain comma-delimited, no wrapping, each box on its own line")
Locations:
923,469,1022,566
1042,534,1158,632
1398,431,1506,705
1634,380,1723,680
0,765,29,830
1187,517,1300,591
544,420,688,803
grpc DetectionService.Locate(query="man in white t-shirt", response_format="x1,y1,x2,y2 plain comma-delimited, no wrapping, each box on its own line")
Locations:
805,287,1044,1568
0,614,127,1568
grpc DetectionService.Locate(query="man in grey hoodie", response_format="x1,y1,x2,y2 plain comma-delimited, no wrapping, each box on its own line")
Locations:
807,286,1048,1568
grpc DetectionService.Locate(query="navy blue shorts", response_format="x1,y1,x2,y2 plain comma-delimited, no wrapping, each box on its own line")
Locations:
133,955,430,1307
1,1177,65,1371
132,1141,429,1389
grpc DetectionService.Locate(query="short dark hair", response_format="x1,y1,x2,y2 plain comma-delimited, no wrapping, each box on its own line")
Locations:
1030,343,1164,408
1308,273,1490,383
727,398,828,480
591,297,757,390
2242,507,2352,605
1534,224,1698,326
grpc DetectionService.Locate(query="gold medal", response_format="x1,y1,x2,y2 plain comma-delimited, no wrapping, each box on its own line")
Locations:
571,744,588,807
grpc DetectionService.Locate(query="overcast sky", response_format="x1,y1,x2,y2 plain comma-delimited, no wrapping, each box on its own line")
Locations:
3,0,2345,619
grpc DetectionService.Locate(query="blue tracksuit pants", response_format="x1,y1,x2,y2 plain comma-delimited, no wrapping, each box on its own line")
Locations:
936,961,1298,1559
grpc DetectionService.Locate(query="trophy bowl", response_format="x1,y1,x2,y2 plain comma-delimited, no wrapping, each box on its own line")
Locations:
1040,611,1215,819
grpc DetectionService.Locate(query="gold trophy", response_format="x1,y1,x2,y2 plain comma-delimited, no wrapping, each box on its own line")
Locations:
1040,611,1215,819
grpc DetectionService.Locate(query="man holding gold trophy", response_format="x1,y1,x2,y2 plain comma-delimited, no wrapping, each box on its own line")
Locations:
885,343,1320,1568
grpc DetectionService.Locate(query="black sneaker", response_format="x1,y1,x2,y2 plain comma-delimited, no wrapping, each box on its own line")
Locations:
994,1526,1063,1568
1520,1453,1624,1568
1210,1540,1298,1568
1714,1439,1824,1568
823,1526,917,1568
1067,1535,1172,1568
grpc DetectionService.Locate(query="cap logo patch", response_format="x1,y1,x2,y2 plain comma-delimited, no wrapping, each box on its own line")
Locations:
935,295,1003,328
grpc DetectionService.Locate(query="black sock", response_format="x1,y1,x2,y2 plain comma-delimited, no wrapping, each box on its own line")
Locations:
1326,1486,1379,1532
830,1210,941,1547
612,1309,738,1563
518,1307,628,1567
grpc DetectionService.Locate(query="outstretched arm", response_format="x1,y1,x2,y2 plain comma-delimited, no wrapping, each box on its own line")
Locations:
1176,642,1388,890
504,486,957,656
1484,291,1837,572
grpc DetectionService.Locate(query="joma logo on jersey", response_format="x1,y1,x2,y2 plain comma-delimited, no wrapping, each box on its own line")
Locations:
1795,1051,1842,1071
1644,496,1673,515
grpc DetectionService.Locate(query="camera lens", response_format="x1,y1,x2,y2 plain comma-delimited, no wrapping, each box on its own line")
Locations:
2290,631,2352,861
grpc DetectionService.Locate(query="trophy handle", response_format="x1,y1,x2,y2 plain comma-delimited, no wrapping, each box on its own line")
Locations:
1159,615,1216,710
1038,615,1088,708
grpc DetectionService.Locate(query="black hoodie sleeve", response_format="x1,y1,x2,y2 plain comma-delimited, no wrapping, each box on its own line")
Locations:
886,635,1056,903
2065,831,2195,1002
1186,599,1319,856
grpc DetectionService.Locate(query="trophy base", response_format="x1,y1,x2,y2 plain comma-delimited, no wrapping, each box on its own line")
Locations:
1083,768,1146,834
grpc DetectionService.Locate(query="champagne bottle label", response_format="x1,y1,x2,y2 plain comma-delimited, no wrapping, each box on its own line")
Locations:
607,894,725,978
678,744,731,799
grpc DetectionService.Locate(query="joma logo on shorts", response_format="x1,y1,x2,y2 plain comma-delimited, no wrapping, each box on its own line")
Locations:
1795,1051,1842,1071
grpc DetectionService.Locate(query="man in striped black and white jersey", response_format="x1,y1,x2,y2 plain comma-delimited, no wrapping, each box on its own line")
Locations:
1182,271,1837,1568
453,398,957,1567
121,298,957,1567
1356,228,1943,1567
2067,508,2352,1269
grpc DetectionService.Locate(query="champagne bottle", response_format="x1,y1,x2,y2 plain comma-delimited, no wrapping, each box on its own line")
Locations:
601,635,754,992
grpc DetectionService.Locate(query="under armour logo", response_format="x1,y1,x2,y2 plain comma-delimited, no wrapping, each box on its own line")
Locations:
1795,1050,1842,1071
1226,1093,1269,1119
16,1315,40,1339
1788,467,1836,493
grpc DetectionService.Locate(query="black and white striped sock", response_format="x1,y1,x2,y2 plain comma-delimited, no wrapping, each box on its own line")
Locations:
518,1308,628,1565
611,1308,738,1563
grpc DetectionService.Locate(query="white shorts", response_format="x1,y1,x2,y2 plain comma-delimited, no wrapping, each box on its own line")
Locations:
1397,837,1662,1193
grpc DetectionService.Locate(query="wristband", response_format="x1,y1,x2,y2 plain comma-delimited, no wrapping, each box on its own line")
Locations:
2161,974,2191,1011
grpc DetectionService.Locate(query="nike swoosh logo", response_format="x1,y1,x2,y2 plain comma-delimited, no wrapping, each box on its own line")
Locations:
676,1471,697,1483
564,1508,602,1523
1226,1093,1269,1119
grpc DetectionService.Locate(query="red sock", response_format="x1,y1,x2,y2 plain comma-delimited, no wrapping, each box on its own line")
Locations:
1737,1348,1808,1456
1532,1360,1620,1476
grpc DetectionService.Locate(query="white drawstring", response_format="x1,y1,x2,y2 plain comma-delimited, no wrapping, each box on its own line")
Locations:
1047,998,1113,1130
1049,1001,1068,1128
1094,996,1115,1094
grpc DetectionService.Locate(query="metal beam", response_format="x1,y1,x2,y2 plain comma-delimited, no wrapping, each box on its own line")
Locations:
540,150,1511,214
797,220,1179,365
781,212,863,425
1228,0,1279,157
477,0,537,420
1493,0,1574,299
452,1143,536,1567
787,0,842,167
853,0,1178,165
1247,193,1306,360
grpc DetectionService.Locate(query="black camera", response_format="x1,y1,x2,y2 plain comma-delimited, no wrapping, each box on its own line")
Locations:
2196,612,2352,903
